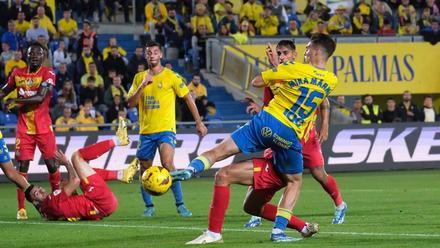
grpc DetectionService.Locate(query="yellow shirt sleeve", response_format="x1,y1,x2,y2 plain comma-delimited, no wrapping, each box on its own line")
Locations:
261,63,295,85
172,73,189,98
128,72,143,98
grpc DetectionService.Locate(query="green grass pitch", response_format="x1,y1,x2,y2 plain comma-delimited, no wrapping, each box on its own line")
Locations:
0,170,439,247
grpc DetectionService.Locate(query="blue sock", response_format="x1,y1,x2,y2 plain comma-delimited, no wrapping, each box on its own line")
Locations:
273,216,289,232
171,181,184,206
140,185,154,207
188,156,211,174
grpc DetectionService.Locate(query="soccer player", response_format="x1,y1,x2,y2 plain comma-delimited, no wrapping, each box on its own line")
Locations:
173,34,338,243
0,42,61,220
25,119,136,221
127,41,208,217
244,40,346,228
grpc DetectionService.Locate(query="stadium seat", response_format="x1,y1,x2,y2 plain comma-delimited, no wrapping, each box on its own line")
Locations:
127,108,139,123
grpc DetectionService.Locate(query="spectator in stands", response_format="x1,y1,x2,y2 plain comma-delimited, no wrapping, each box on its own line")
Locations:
79,0,96,20
214,0,228,24
217,9,238,35
352,8,365,34
80,76,100,106
426,0,440,18
311,20,329,35
15,11,30,36
191,3,214,34
361,21,371,34
421,19,440,45
303,0,330,21
397,0,417,34
102,37,127,61
163,7,185,49
420,95,437,122
353,0,372,18
284,19,301,35
2,20,25,51
191,24,208,71
76,99,104,131
372,1,394,34
26,16,49,42
336,96,351,116
105,0,130,23
77,20,101,60
76,46,103,80
35,6,57,38
256,5,279,36
382,97,402,122
57,9,78,51
181,91,207,122
80,62,104,89
51,95,66,122
270,0,288,32
111,108,132,130
230,20,254,44
301,11,321,36
330,95,352,124
361,94,382,124
378,19,396,35
32,0,54,22
239,0,263,28
106,95,125,123
53,40,72,68
1,43,15,68
37,34,52,68
127,47,147,82
58,80,78,111
398,90,420,122
386,0,400,13
55,107,77,132
4,50,26,77
328,5,352,34
104,75,127,106
144,0,168,41
350,97,363,124
187,73,207,99
418,8,433,31
8,0,31,21
55,63,72,90
104,46,127,77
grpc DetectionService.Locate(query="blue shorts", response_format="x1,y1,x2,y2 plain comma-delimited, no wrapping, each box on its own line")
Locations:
137,131,176,161
0,138,12,163
231,111,303,174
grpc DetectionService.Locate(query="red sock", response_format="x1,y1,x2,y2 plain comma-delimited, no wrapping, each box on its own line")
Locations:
93,168,118,181
17,172,28,210
260,203,306,232
49,170,61,192
78,140,116,161
208,185,230,233
322,175,343,206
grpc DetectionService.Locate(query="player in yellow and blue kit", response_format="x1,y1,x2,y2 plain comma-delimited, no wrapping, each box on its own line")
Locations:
127,41,207,217
173,34,338,243
0,130,30,191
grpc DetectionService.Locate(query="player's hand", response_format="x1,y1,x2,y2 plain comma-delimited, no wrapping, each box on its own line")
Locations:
318,122,329,144
54,150,69,166
141,71,153,88
266,43,279,67
196,122,208,137
244,98,261,115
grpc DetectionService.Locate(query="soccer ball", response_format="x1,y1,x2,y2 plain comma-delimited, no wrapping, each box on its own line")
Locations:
141,166,172,196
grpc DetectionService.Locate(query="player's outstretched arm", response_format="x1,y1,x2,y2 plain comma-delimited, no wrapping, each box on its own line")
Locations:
251,75,265,88
317,98,330,144
183,93,208,137
14,83,52,105
0,162,30,190
54,150,80,196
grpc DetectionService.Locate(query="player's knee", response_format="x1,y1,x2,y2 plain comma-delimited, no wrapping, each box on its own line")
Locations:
243,201,260,216
45,159,58,174
214,167,230,185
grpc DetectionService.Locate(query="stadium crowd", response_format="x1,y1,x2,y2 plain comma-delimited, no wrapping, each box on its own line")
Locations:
0,0,438,130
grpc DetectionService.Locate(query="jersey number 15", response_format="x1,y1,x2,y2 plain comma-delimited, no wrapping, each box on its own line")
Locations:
283,86,324,122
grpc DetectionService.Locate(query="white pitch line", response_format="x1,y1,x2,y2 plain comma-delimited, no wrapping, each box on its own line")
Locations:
0,221,439,238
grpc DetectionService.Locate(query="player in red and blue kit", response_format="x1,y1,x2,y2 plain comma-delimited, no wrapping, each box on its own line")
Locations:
0,42,60,220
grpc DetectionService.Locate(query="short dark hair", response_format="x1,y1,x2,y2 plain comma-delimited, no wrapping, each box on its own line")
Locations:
310,33,336,59
386,97,395,101
145,41,161,50
424,95,433,100
363,94,372,99
24,185,35,202
277,40,296,51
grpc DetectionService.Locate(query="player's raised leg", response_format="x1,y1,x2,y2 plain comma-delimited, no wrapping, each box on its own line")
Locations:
186,160,254,245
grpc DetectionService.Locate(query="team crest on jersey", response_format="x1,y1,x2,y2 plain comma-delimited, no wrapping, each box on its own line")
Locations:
25,78,34,87
158,82,163,89
261,127,273,138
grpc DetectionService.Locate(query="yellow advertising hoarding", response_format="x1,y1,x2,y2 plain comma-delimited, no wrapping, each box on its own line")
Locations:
235,43,440,96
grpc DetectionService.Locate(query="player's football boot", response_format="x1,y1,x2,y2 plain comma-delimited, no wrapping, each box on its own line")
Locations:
301,222,319,238
244,216,262,228
270,232,302,242
332,201,347,224
143,206,155,217
17,208,28,220
121,158,138,183
116,117,130,146
170,169,193,182
186,231,223,245
177,204,193,217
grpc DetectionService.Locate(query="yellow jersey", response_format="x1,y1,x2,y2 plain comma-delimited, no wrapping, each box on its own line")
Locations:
261,61,338,139
57,18,78,37
128,68,189,135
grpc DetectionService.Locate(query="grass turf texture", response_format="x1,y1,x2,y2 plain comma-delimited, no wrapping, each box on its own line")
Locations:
0,170,439,247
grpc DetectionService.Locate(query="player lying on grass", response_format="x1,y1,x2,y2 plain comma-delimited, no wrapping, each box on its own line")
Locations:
244,39,346,229
0,130,30,191
24,118,137,221
173,34,338,243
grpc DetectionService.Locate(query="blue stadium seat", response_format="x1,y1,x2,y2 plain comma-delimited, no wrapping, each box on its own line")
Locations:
4,113,17,125
127,108,139,123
